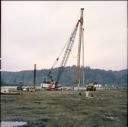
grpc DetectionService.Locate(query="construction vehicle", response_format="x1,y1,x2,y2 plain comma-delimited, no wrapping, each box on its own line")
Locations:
86,83,96,91
41,8,84,90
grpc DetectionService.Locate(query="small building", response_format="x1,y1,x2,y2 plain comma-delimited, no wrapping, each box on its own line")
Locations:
1,86,17,93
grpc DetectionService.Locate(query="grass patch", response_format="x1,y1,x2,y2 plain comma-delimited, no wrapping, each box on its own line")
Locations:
1,89,127,127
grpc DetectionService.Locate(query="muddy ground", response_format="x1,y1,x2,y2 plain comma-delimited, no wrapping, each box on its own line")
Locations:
1,89,127,127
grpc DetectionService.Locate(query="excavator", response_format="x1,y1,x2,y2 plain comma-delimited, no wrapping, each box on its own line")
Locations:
41,8,84,90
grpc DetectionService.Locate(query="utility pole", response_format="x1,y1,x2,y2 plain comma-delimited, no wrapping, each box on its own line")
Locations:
77,8,84,90
33,64,36,90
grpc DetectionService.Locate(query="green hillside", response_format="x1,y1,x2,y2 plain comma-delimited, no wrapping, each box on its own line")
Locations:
1,66,127,87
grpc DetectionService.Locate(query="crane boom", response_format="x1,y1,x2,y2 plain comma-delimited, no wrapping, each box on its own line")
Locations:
55,20,80,87
42,8,84,90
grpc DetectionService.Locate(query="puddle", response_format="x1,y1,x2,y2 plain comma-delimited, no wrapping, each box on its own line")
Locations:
0,121,27,127
105,116,119,121
106,116,115,120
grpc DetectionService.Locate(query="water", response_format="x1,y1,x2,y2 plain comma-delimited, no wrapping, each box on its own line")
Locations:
0,121,27,127
1,86,17,89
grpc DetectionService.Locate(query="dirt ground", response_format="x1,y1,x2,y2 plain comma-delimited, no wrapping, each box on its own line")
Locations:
1,89,127,127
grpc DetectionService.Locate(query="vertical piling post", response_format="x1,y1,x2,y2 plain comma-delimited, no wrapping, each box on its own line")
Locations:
33,64,36,90
77,8,84,91
82,28,85,88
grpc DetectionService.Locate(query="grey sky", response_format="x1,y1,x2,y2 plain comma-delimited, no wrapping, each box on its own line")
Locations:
1,1,127,71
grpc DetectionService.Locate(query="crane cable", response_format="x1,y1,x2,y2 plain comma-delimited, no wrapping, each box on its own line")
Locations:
50,17,80,69
47,11,80,82
55,21,80,85
70,51,77,58
68,12,80,60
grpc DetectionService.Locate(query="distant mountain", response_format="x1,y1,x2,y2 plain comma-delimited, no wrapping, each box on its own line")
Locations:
1,66,127,87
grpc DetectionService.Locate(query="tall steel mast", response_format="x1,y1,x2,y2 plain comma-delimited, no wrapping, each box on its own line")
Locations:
76,8,84,90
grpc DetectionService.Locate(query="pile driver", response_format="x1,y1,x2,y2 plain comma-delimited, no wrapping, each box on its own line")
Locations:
42,8,84,90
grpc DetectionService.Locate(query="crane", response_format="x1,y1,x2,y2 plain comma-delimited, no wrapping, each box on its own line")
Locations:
42,8,84,90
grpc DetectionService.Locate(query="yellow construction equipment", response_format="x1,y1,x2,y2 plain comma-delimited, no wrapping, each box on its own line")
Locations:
86,83,96,91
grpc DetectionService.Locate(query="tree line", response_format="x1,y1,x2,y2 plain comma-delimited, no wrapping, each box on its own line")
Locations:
1,66,127,87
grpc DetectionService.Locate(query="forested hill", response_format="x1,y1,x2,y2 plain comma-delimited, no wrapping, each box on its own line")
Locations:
1,66,127,87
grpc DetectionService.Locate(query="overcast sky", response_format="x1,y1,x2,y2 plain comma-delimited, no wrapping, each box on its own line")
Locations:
1,1,127,71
